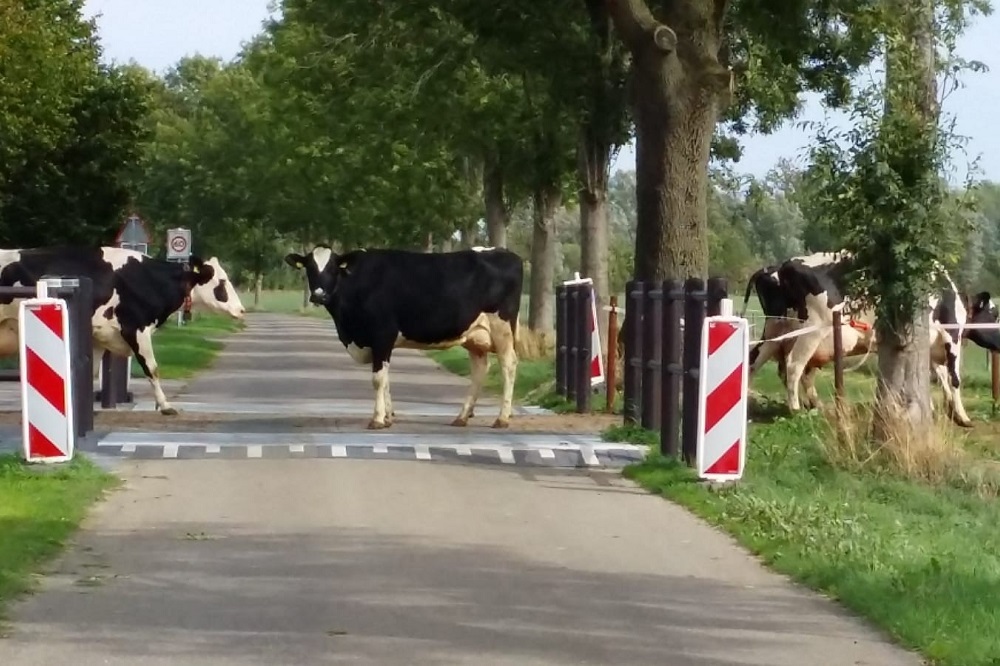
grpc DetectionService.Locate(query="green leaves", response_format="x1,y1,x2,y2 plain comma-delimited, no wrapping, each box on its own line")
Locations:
0,0,151,246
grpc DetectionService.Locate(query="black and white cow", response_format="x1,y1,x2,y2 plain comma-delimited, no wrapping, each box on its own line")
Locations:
0,246,245,414
284,245,523,430
740,250,851,370
746,251,1000,426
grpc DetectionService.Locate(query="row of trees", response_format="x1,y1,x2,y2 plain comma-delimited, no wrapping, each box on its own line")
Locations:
2,0,994,431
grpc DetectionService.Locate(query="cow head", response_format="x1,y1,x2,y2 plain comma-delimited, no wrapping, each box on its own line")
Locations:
967,291,1000,352
187,256,246,319
285,245,341,306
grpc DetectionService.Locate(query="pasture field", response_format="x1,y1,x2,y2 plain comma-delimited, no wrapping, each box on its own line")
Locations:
0,455,117,623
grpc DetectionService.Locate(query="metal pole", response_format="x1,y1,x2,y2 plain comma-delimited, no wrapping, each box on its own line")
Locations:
605,296,619,413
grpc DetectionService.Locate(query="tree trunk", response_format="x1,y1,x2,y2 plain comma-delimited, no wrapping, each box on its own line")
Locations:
528,184,561,331
483,154,509,248
606,0,727,283
578,135,611,351
874,0,938,434
425,232,434,253
254,272,263,308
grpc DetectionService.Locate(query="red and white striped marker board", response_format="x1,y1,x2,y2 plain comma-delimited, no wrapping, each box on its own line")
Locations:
696,316,750,482
19,298,75,463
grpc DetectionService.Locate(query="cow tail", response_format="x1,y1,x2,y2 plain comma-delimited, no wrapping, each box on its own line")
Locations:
741,268,765,318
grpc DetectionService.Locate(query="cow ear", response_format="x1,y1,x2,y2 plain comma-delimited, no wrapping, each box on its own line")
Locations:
188,257,215,286
285,253,306,270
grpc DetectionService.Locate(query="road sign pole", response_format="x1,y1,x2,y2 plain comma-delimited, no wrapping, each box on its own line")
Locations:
166,228,193,327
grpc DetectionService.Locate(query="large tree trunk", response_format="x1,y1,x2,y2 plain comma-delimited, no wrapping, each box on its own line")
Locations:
483,153,509,248
606,0,729,283
874,0,938,433
578,134,611,350
528,184,561,331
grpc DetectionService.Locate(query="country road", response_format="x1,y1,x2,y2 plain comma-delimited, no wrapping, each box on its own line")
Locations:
0,313,924,665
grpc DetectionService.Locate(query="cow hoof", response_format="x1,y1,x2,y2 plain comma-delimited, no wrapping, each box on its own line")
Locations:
367,420,389,430
450,417,468,427
159,406,179,416
491,418,510,429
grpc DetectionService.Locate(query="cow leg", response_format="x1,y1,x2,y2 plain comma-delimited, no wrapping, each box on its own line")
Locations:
123,326,176,415
367,346,394,430
494,318,519,429
451,351,489,427
801,367,821,410
784,332,824,412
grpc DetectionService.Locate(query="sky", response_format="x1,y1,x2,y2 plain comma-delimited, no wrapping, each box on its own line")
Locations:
82,0,1000,183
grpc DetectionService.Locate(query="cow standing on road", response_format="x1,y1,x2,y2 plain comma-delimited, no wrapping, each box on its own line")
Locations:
0,246,246,415
285,245,524,430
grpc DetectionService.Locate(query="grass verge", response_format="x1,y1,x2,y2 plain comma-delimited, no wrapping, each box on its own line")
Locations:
0,454,118,620
611,411,1000,666
135,313,245,380
424,347,575,410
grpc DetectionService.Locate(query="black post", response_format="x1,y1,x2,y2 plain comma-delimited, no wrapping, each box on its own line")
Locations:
69,277,94,438
641,282,660,430
622,280,642,425
566,285,579,402
40,277,93,439
681,278,707,465
706,277,728,316
660,280,683,458
555,285,567,397
576,285,592,413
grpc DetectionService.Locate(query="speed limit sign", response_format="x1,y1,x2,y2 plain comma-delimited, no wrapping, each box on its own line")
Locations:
166,228,191,261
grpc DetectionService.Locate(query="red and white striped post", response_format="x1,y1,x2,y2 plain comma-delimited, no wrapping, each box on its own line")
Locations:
696,299,749,482
19,281,75,463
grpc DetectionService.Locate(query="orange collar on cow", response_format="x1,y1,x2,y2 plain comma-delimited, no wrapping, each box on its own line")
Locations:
849,319,872,332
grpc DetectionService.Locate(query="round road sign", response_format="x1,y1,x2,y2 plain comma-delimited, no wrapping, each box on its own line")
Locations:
170,235,188,253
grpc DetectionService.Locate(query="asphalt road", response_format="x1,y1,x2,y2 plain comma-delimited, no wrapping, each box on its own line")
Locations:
0,459,924,666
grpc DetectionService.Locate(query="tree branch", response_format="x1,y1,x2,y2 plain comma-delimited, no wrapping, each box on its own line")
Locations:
604,0,676,54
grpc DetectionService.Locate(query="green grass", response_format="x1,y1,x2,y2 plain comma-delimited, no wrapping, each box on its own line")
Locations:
615,415,1000,666
139,313,245,380
237,289,328,318
424,347,575,410
0,454,118,620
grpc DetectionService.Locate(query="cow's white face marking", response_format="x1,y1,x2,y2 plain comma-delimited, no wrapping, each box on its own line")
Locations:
189,257,246,319
346,342,372,364
101,247,145,270
312,247,333,272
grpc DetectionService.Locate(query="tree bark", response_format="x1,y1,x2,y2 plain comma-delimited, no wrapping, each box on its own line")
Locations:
606,0,728,283
254,272,263,308
578,135,611,350
528,184,561,331
483,153,509,248
874,0,938,434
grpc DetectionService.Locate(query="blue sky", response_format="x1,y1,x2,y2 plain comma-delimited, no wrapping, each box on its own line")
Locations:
82,0,1000,182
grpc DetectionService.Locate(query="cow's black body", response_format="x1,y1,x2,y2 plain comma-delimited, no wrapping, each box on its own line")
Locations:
286,245,525,429
322,247,522,367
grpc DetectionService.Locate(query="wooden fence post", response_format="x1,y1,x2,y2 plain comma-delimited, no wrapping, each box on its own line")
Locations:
606,296,619,413
832,310,845,408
